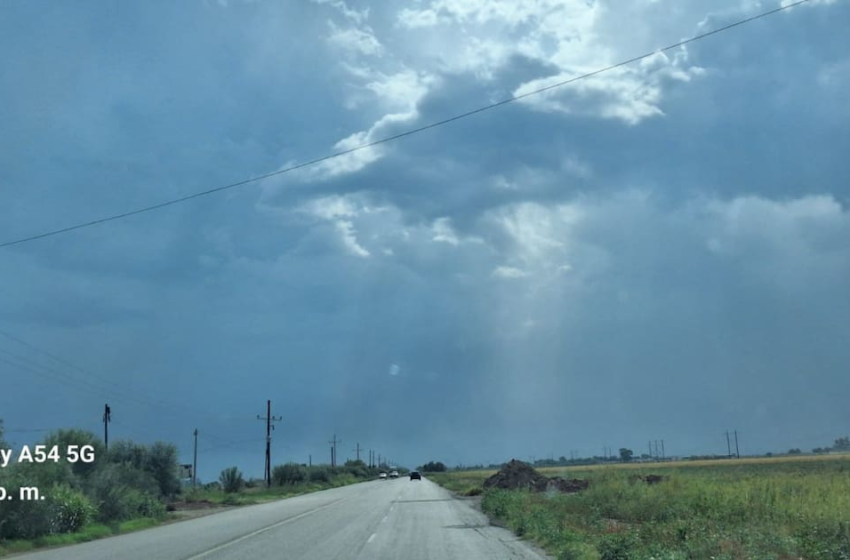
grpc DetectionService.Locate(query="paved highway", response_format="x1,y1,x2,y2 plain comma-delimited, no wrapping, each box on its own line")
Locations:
17,477,549,559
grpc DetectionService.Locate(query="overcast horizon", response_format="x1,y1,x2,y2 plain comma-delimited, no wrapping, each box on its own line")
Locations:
1,0,848,482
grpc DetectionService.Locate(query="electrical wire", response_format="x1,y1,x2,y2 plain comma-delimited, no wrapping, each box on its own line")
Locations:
0,0,811,250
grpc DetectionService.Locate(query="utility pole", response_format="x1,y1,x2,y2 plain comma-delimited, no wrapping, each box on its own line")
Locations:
661,439,665,461
654,440,659,459
309,454,312,467
329,434,341,468
354,442,362,462
192,429,198,488
103,404,111,451
648,441,653,460
734,430,740,458
725,430,732,458
257,400,282,488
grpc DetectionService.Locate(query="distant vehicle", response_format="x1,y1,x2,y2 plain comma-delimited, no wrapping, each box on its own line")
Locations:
409,470,421,480
389,470,399,478
378,472,388,479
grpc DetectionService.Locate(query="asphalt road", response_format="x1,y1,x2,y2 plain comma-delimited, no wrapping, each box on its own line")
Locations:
17,477,549,560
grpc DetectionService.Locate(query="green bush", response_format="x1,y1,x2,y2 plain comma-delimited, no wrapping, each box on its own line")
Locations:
219,467,244,493
47,484,97,534
42,429,105,480
85,463,162,522
273,463,308,485
309,466,333,483
0,489,52,539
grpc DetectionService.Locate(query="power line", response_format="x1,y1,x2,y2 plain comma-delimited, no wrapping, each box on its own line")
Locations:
0,0,811,250
0,329,250,436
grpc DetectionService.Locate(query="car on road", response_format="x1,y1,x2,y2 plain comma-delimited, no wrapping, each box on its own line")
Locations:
378,472,387,479
409,470,421,480
389,470,399,478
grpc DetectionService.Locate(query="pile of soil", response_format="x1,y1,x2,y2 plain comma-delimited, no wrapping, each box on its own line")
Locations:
483,459,589,494
546,477,590,493
629,474,666,485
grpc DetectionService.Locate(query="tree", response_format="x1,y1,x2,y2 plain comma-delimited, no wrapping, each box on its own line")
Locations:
0,419,6,449
418,461,447,472
146,441,181,497
833,437,850,451
619,448,633,462
42,429,104,479
787,448,802,455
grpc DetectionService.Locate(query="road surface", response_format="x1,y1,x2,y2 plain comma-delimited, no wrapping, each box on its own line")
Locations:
16,477,549,559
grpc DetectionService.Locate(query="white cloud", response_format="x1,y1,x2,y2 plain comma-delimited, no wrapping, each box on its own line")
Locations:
432,217,459,246
327,21,383,56
493,266,529,279
335,220,370,257
389,363,401,376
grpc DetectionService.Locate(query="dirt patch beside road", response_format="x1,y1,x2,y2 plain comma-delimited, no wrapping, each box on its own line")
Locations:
483,459,589,494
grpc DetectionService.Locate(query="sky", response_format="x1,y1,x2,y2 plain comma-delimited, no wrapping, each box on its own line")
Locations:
0,0,848,481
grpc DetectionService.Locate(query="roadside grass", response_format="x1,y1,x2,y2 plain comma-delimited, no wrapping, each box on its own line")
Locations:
431,456,850,559
178,473,365,506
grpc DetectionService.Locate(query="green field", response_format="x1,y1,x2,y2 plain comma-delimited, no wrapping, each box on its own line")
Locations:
429,455,850,560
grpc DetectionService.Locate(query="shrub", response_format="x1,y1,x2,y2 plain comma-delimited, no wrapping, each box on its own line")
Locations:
309,466,333,483
47,484,97,534
273,463,308,485
42,429,105,480
219,467,244,493
146,442,181,498
345,465,368,478
85,463,162,522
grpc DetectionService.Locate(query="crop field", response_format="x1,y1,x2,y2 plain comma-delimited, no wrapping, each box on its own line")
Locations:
428,455,850,560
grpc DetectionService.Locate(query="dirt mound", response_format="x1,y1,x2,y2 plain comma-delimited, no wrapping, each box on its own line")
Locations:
546,477,591,493
483,459,589,494
484,459,550,491
629,474,666,485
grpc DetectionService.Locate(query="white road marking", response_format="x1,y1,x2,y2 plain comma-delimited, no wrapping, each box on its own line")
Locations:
367,533,377,543
184,496,353,560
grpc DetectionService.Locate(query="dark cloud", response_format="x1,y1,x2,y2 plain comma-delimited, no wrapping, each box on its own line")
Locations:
1,1,848,478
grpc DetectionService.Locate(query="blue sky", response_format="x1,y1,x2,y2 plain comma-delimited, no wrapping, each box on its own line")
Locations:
1,0,848,480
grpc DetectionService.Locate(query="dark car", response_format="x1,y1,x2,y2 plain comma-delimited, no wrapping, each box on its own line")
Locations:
409,470,421,480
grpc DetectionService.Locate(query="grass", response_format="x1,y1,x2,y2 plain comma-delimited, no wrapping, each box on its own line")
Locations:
177,473,365,506
430,455,850,559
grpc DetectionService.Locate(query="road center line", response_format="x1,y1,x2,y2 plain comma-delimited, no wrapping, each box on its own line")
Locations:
183,495,353,560
367,533,377,543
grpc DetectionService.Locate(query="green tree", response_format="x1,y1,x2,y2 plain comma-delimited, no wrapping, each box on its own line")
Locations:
418,461,447,472
833,437,850,451
42,429,104,479
146,441,181,498
619,448,633,462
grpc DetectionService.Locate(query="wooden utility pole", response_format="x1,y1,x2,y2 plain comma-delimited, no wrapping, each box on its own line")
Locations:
192,428,198,487
257,401,282,487
329,434,341,467
103,404,111,451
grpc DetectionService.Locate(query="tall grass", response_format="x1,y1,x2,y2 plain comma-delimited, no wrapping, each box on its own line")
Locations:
434,457,850,559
